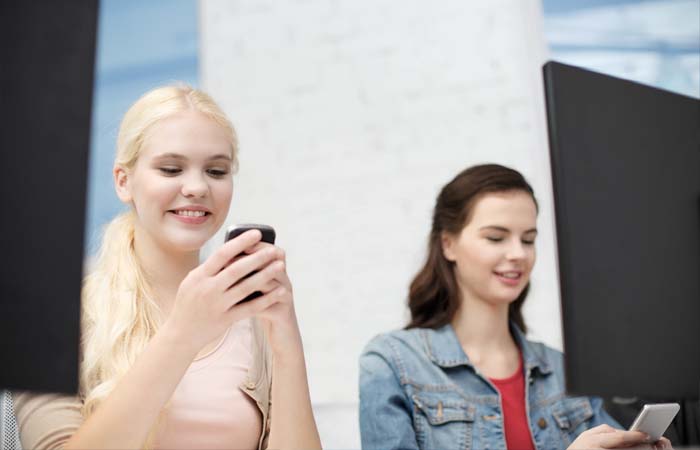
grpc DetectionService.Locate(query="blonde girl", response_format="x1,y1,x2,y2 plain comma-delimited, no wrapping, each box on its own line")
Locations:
13,85,321,450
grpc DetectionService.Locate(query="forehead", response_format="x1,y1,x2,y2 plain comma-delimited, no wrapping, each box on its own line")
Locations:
467,191,537,228
140,110,231,159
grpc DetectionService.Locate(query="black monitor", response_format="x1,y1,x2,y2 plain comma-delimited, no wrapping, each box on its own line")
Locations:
0,1,98,394
544,61,700,401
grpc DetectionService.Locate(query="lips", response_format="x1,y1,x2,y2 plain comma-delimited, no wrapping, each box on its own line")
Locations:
494,270,523,286
171,210,208,217
168,206,212,224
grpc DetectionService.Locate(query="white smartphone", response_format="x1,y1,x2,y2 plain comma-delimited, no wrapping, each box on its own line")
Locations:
629,403,680,442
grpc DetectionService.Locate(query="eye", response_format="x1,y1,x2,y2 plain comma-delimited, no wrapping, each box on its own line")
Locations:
486,236,504,243
522,233,537,245
159,167,181,176
206,168,229,178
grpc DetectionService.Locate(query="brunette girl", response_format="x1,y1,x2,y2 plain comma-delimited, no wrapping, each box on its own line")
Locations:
359,164,671,450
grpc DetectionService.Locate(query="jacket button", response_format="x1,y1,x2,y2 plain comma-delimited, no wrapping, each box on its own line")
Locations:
245,381,256,390
537,418,548,429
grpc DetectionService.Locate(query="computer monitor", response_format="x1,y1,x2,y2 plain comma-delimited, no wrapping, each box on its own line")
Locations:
544,61,700,400
0,1,98,394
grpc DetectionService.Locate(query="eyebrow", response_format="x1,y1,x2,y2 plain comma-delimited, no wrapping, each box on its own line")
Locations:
479,225,538,234
153,152,232,162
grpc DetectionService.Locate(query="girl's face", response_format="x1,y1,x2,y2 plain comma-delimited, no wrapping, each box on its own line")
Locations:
441,191,538,307
115,110,234,253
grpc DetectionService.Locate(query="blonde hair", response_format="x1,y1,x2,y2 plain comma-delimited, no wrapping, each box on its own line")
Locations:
80,85,237,429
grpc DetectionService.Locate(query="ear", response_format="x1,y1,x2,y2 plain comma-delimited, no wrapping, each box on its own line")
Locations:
441,231,457,262
114,165,132,203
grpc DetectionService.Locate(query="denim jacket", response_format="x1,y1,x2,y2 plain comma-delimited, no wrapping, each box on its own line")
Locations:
359,323,620,450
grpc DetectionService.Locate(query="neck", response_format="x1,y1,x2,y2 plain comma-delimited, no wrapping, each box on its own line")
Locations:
451,289,518,364
132,225,200,318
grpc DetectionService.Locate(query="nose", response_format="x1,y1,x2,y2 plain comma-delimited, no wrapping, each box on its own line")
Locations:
506,239,527,260
181,172,209,198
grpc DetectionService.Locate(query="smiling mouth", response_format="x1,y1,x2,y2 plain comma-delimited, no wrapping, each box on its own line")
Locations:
494,271,522,280
169,210,211,217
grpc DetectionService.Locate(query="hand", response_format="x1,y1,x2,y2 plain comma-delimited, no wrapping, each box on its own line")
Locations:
164,229,286,354
231,240,302,359
568,424,673,450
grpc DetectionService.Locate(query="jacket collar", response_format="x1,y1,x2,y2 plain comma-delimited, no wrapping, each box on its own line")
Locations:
423,322,552,375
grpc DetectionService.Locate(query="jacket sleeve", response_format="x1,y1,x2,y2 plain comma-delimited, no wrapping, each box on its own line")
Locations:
358,338,419,450
11,391,83,450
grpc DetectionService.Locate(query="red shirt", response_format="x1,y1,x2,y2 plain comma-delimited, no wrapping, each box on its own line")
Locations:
489,354,536,450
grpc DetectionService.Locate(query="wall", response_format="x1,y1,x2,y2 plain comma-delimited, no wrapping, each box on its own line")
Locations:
200,0,552,445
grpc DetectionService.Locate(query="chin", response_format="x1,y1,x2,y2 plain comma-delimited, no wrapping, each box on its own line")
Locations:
486,288,527,306
165,233,214,253
486,296,519,307
174,242,207,253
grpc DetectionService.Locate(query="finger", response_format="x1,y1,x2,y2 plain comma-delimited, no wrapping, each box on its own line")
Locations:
201,229,262,276
591,424,618,434
242,241,276,255
246,276,281,295
226,285,286,321
628,445,655,450
244,243,285,265
227,244,280,266
265,259,291,290
224,260,285,306
655,437,672,450
215,246,279,291
599,430,651,448
262,246,290,285
240,272,283,295
257,273,285,294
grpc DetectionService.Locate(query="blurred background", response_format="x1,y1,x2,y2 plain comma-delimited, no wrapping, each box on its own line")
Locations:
86,0,700,446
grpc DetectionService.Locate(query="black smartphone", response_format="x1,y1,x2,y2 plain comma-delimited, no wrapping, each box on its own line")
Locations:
224,224,276,303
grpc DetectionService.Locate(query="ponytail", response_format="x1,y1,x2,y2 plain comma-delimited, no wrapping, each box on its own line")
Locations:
80,211,161,417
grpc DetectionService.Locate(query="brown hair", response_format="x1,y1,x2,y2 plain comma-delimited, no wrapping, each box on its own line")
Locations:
406,164,538,331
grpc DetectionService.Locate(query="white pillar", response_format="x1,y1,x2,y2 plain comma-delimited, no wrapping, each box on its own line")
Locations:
200,0,555,444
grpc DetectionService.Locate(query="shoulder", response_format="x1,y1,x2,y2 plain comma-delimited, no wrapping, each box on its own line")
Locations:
360,328,432,380
359,329,429,402
362,328,427,361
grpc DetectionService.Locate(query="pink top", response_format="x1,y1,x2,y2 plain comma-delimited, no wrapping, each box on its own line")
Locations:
154,318,263,449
